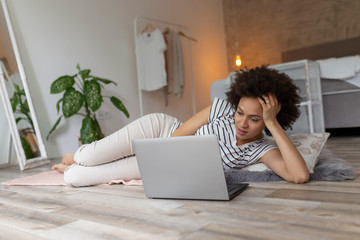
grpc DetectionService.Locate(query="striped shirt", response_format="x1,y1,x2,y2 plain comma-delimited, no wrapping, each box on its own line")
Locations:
170,97,277,169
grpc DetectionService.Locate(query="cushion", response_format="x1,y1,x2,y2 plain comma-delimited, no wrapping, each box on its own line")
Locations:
243,132,330,173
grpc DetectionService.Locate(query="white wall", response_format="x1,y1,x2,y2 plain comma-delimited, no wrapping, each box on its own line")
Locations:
6,0,228,159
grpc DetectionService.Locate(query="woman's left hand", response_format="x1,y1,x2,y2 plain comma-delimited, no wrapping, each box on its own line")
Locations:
258,94,281,126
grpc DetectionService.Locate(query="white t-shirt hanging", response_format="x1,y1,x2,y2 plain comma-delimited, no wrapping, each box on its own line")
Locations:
137,29,167,91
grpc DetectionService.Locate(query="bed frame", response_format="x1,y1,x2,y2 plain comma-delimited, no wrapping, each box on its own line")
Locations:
282,36,360,62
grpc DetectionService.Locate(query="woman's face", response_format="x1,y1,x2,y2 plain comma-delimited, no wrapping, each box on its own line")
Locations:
234,96,265,145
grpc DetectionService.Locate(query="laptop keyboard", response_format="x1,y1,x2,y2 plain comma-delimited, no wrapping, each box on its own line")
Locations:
227,183,242,193
227,183,248,196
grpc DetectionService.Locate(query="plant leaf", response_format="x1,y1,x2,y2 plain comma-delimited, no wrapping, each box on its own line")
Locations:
15,117,25,124
110,96,129,118
80,117,102,144
84,80,102,112
56,97,63,114
13,83,20,92
47,115,62,140
20,136,34,159
10,93,20,111
62,87,84,118
20,100,29,114
80,69,91,80
93,76,117,86
93,117,104,139
50,75,75,94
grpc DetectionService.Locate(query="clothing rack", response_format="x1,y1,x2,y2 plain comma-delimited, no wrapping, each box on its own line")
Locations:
133,16,196,117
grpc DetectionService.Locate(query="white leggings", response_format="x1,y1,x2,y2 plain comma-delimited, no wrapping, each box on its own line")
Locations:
64,113,179,187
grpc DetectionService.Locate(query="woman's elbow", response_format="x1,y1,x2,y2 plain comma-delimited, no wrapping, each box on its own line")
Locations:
291,172,310,184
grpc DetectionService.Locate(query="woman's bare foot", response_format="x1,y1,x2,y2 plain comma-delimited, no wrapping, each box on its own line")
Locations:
62,153,76,165
51,163,70,174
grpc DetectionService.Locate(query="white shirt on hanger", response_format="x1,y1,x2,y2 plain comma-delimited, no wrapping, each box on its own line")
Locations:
137,29,167,91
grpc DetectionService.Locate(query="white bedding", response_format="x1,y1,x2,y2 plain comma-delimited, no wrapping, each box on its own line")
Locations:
346,72,360,88
316,55,360,88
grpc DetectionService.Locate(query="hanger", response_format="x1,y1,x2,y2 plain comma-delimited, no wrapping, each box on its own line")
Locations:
141,23,156,34
163,27,170,35
178,31,197,42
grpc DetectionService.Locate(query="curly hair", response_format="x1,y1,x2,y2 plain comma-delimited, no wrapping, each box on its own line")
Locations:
226,65,301,135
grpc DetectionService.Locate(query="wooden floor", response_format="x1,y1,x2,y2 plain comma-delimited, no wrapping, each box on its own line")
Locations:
0,136,359,240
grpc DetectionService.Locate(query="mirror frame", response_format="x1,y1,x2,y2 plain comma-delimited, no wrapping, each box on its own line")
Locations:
0,0,48,170
0,82,12,168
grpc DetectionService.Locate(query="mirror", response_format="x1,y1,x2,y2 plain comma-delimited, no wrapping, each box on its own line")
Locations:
0,0,48,170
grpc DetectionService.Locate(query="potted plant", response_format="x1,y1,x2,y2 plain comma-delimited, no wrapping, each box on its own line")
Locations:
47,64,129,144
10,83,37,159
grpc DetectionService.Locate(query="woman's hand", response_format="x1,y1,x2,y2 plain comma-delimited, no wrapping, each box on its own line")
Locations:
258,94,281,126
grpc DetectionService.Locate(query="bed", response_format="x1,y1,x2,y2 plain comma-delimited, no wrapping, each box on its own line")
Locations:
282,36,360,129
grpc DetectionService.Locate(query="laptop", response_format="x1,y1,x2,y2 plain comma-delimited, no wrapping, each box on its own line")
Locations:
132,134,248,200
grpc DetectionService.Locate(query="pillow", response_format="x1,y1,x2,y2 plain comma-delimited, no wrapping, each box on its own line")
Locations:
243,132,330,173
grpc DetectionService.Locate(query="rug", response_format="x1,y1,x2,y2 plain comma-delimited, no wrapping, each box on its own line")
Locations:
1,170,66,186
1,170,143,186
225,147,357,183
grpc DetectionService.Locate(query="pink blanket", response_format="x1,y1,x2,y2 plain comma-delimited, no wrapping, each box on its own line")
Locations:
1,170,143,186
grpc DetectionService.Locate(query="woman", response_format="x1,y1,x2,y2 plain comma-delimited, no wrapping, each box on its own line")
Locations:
52,65,309,187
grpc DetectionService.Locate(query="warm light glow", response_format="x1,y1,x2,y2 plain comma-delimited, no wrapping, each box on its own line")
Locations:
235,55,242,67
